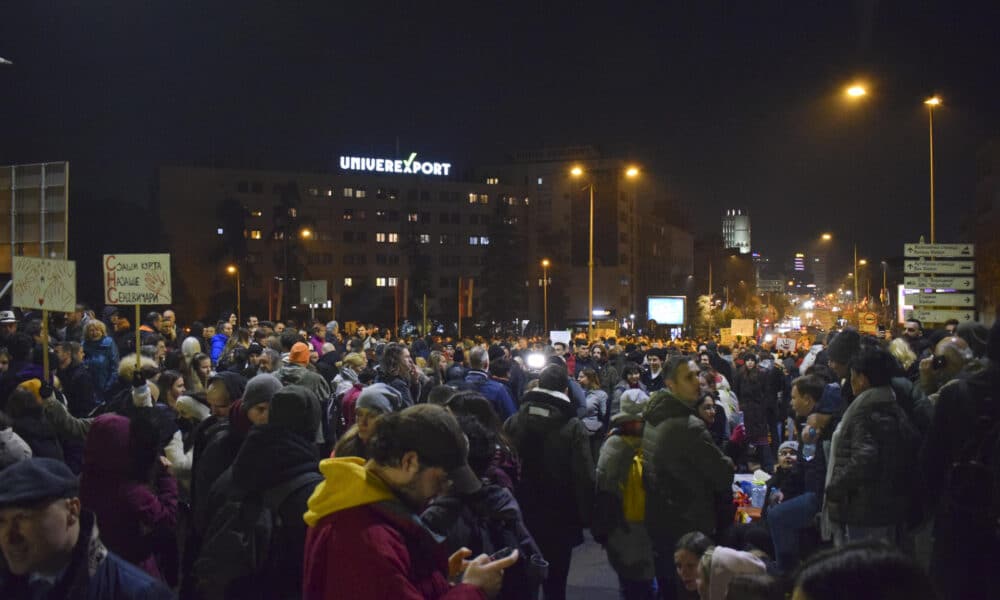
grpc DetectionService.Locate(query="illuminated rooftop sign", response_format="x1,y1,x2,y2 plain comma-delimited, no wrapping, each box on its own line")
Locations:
339,152,451,176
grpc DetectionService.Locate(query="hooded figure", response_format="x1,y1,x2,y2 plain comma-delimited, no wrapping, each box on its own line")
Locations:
79,414,179,581
699,546,767,600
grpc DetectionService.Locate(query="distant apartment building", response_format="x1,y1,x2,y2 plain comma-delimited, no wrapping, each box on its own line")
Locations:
722,208,751,254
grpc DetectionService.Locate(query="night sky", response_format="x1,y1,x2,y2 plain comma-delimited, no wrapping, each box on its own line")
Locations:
2,1,998,278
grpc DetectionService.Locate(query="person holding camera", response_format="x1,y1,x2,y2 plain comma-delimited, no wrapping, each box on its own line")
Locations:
918,336,977,406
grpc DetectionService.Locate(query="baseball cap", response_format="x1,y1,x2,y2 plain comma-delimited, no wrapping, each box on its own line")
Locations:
373,404,479,494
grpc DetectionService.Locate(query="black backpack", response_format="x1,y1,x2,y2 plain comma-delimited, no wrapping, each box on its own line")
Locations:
194,471,322,596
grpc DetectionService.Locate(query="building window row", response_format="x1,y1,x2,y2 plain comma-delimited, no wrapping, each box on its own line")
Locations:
375,277,398,288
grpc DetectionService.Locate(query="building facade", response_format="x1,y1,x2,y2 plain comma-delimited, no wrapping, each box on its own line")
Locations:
0,162,70,274
722,208,751,254
157,148,694,329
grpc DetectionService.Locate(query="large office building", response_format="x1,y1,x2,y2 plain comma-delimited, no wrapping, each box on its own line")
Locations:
722,208,751,254
0,162,70,273
156,147,693,328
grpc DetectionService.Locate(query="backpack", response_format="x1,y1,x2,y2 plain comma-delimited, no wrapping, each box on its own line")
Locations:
946,388,1000,538
194,471,322,595
621,445,646,523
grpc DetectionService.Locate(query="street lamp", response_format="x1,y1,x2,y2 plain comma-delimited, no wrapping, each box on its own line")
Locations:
570,164,641,339
821,233,833,241
924,96,942,243
541,259,551,334
226,265,241,326
845,84,867,99
300,227,313,240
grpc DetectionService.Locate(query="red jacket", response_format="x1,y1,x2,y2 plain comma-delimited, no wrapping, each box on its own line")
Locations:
302,458,486,600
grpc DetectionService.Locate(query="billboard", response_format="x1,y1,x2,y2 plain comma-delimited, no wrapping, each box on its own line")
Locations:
647,296,686,325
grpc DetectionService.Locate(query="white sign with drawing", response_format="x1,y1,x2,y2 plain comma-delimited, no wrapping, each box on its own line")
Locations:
12,256,77,313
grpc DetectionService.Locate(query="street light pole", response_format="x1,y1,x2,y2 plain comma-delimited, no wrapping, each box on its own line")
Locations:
925,97,941,244
542,259,550,334
227,265,241,325
588,182,594,340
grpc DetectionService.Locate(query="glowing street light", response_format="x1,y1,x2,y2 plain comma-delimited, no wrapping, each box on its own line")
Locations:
625,166,640,178
821,233,833,241
299,228,313,239
226,265,241,325
541,259,551,333
846,85,867,98
924,96,942,243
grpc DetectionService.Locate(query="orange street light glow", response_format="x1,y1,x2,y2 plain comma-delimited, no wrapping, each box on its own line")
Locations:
570,166,584,177
846,85,867,98
821,233,833,241
226,265,237,274
924,96,942,106
625,166,639,178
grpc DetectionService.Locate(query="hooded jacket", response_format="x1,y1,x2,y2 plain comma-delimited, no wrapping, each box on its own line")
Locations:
79,414,179,581
642,390,734,540
204,425,321,599
503,388,595,546
703,546,767,600
302,457,486,600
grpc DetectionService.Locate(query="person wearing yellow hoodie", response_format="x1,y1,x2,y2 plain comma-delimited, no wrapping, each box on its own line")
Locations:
302,404,520,600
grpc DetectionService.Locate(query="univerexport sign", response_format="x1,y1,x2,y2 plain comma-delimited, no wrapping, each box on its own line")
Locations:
339,153,452,176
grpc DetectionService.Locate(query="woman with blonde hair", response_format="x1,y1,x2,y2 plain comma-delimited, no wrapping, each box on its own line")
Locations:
83,319,119,399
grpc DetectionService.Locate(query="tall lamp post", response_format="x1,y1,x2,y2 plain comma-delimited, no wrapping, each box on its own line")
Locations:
571,164,639,339
924,96,941,243
541,259,551,334
226,265,241,326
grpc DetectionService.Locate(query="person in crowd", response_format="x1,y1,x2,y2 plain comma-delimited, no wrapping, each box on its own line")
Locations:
302,403,519,599
767,374,828,574
79,413,178,581
612,362,647,415
643,356,734,600
888,337,919,381
53,342,98,419
0,409,32,469
422,415,544,600
696,545,767,600
190,351,213,393
82,319,120,400
593,388,655,600
138,312,162,347
7,387,63,461
0,348,9,375
921,319,1000,600
578,367,609,459
197,384,323,599
734,353,774,473
333,381,401,459
209,319,232,365
374,342,420,409
696,391,729,448
461,346,516,419
764,441,806,517
0,333,42,413
955,320,990,360
825,347,917,548
504,363,594,600
642,348,668,392
590,342,621,401
918,336,977,405
902,318,928,358
443,391,521,490
791,540,938,600
278,342,332,409
673,531,713,599
155,369,186,414
0,457,174,598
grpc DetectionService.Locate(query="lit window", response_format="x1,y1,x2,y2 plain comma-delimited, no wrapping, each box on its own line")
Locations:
408,213,419,222
376,277,387,287
251,210,262,217
217,228,224,235
376,233,387,243
524,197,530,205
344,188,354,197
480,236,490,245
537,177,543,185
419,234,430,244
388,233,399,243
356,189,367,198
469,236,479,246
326,189,333,197
250,229,262,240
344,277,353,287
289,208,297,217
308,187,319,196
468,193,477,204
343,209,353,221
440,235,449,244
388,277,398,287
479,194,489,204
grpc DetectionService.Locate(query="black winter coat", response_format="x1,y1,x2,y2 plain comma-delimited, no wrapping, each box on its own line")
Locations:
735,368,770,441
13,415,64,461
503,388,595,546
826,386,917,527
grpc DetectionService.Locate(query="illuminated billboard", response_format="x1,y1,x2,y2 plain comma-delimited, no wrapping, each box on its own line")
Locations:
339,152,451,176
647,296,686,325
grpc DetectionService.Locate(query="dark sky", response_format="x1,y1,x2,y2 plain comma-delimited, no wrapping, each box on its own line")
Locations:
2,1,998,275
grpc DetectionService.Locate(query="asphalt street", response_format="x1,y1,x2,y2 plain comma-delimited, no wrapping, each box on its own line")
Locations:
565,532,620,599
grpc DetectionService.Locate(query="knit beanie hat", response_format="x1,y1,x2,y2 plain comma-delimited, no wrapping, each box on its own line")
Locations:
338,352,366,371
289,342,311,366
269,384,321,440
779,440,799,454
242,373,283,410
356,382,403,415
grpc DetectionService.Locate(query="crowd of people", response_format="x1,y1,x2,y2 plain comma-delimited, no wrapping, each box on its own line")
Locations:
0,303,997,600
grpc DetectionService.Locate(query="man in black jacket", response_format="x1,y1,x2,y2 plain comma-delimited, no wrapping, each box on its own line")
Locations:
504,364,594,600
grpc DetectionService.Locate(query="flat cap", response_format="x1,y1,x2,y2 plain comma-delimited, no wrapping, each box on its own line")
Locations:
0,457,79,507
